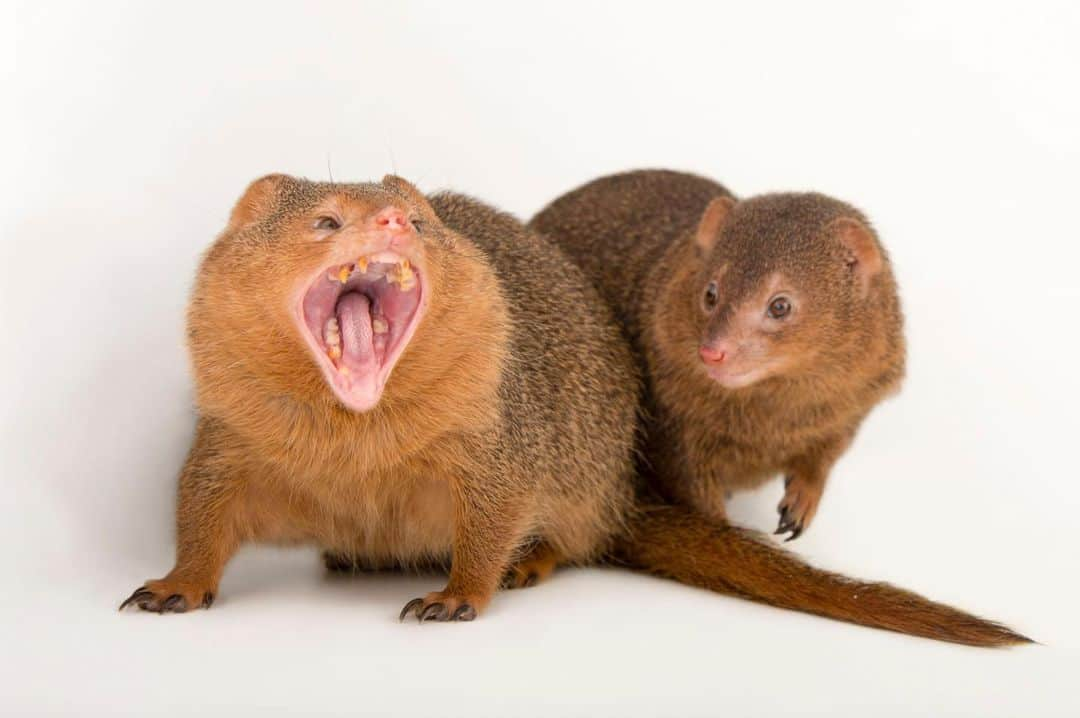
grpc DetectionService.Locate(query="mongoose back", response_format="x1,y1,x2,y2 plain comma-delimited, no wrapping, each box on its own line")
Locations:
120,173,1028,646
531,169,1029,646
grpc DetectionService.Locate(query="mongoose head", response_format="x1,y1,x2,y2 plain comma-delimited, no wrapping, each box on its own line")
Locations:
663,192,899,391
191,174,459,413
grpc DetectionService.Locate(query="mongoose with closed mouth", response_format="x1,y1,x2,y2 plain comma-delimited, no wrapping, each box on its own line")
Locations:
530,169,1028,645
530,169,903,540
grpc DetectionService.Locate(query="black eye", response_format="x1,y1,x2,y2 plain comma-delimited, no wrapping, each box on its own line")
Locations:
411,218,424,233
767,296,792,319
315,216,341,231
703,281,719,311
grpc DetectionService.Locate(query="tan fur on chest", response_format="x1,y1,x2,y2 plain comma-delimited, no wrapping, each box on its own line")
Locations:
211,336,504,568
191,243,507,566
231,447,459,566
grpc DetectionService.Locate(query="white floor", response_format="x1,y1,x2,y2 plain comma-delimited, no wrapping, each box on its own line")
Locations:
6,2,1079,716
9,474,1076,717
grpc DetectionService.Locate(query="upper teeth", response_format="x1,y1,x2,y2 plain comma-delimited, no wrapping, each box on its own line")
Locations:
330,256,415,288
391,262,416,289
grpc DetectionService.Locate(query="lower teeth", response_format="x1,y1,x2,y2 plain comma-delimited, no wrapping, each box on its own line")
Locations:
324,317,341,359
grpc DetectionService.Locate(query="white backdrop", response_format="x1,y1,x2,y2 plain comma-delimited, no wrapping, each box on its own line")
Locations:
5,1,1079,716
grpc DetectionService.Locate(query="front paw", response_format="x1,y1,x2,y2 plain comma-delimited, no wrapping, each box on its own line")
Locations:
119,578,216,614
399,589,488,623
775,476,823,541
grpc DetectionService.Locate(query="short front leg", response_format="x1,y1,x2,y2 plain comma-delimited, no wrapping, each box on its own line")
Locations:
776,435,852,541
776,472,826,541
400,471,528,622
120,421,242,614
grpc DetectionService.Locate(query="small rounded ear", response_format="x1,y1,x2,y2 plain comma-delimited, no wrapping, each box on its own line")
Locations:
227,174,290,232
831,217,883,297
695,196,736,254
381,174,432,210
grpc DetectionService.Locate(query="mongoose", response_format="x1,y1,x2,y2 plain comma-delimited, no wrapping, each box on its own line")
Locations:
119,174,640,621
530,169,904,540
120,173,1027,646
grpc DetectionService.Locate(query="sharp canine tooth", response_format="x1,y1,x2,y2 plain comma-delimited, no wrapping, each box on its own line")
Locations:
337,265,352,283
357,257,369,273
327,345,341,359
401,259,410,271
373,318,388,334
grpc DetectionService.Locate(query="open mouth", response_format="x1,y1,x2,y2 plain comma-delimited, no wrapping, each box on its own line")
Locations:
296,251,424,411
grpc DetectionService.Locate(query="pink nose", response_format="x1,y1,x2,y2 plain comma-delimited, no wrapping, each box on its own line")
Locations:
374,207,409,231
699,344,728,364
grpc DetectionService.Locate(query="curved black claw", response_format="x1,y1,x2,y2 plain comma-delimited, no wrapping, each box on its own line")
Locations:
774,507,794,535
775,506,803,541
420,603,447,622
451,604,476,621
399,598,424,622
119,587,153,611
522,573,539,588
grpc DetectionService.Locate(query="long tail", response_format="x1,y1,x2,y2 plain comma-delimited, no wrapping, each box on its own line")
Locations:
613,504,1031,647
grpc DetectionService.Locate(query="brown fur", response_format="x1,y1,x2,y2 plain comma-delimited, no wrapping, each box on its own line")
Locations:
531,169,1030,646
118,171,1029,646
617,504,1030,647
531,169,904,532
120,174,638,620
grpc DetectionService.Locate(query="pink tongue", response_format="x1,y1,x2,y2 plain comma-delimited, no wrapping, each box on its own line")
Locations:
336,292,374,364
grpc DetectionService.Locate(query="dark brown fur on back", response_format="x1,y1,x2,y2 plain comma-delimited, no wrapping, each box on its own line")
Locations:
428,192,640,556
